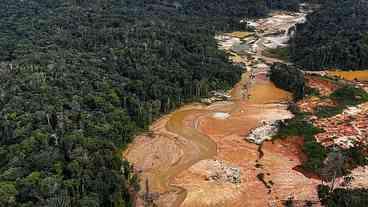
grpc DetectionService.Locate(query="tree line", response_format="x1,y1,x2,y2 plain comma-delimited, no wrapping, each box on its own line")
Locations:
290,0,368,70
0,0,301,206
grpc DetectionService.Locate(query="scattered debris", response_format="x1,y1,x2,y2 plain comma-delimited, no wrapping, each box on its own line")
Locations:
246,120,282,144
298,96,336,113
192,160,241,185
305,75,339,96
313,103,368,149
201,91,231,104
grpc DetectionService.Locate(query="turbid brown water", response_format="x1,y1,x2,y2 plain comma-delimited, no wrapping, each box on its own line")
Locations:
123,10,319,207
328,70,368,81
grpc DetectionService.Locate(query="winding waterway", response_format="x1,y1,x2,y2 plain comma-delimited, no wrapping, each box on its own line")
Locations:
124,8,314,207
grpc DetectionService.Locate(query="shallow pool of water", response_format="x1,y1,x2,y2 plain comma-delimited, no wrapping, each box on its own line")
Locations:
329,71,368,81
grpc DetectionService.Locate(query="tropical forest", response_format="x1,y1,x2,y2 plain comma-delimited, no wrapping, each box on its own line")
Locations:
0,0,367,207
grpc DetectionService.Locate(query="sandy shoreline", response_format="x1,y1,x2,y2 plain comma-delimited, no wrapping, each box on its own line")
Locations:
123,8,321,207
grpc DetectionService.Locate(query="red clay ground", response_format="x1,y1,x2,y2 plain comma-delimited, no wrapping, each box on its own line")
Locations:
171,116,321,207
124,10,329,207
305,75,339,96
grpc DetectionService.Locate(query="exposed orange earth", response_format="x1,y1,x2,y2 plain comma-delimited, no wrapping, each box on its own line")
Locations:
172,104,321,207
299,74,368,149
123,9,323,207
305,75,339,96
328,70,368,81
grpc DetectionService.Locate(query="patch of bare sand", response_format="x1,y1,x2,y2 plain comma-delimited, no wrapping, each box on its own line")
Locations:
124,133,184,173
169,102,320,207
172,135,263,207
172,130,321,207
123,116,186,206
347,166,368,188
124,105,218,206
260,139,321,205
173,159,243,207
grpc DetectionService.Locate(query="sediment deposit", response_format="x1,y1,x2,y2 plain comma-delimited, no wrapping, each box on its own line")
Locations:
124,8,324,207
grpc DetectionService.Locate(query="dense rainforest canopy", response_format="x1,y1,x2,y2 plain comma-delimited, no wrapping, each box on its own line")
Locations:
0,0,302,206
290,0,368,70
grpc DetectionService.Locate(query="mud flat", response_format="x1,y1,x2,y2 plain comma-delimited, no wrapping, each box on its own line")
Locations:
328,70,368,81
124,6,321,207
124,105,217,206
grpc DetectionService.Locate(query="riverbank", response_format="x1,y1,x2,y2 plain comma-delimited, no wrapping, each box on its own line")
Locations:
124,8,322,207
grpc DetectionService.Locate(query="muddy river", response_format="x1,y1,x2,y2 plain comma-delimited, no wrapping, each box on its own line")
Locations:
328,70,368,81
124,8,322,207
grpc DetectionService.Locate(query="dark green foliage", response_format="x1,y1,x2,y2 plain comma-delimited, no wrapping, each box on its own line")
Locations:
302,139,328,171
290,0,368,70
275,112,325,138
275,85,368,173
342,146,368,169
270,63,305,100
275,112,327,172
330,85,368,106
276,107,367,173
315,106,344,118
263,47,290,61
180,0,300,17
318,184,331,201
305,86,320,97
0,0,303,206
316,85,368,118
318,185,368,207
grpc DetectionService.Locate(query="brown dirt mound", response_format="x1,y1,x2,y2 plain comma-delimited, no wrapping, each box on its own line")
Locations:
305,75,339,96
